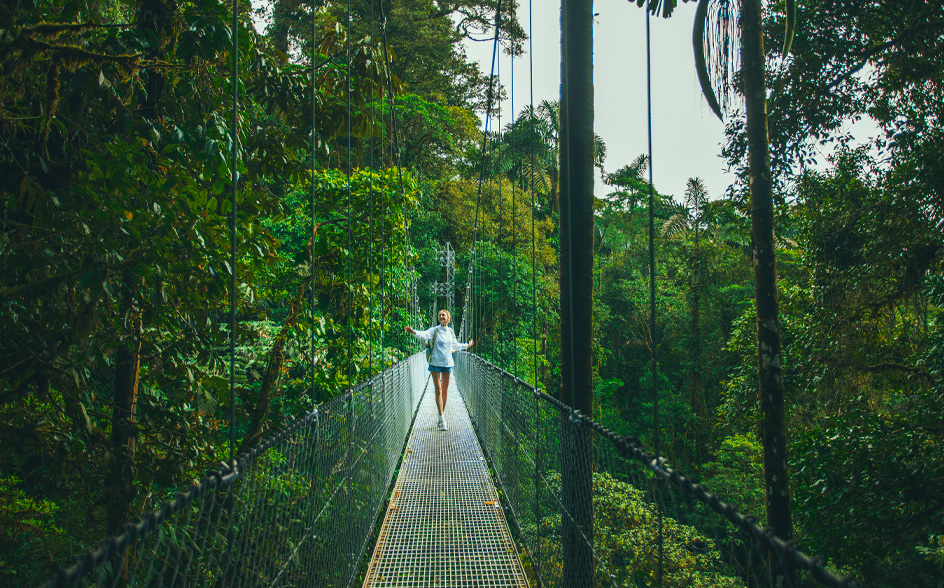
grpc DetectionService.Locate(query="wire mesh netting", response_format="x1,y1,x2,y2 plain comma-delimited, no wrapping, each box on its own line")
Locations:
40,352,429,588
454,352,860,588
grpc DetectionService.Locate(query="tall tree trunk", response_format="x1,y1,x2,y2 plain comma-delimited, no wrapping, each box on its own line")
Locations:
269,0,303,55
136,0,176,120
741,0,793,579
238,277,310,453
106,274,143,536
559,0,594,583
239,223,321,452
689,224,704,461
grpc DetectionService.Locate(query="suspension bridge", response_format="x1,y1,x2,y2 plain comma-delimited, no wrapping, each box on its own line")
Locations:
28,0,862,587
38,349,858,588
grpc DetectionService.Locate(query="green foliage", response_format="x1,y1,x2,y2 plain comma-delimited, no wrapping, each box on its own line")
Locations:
0,0,469,579
792,407,944,586
260,168,419,400
917,536,944,571
699,435,765,525
533,472,744,587
0,477,76,585
921,276,944,399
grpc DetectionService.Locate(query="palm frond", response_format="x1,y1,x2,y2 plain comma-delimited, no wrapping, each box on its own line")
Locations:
636,0,679,18
693,0,739,120
775,233,798,250
606,154,648,187
662,213,691,238
693,0,722,120
684,176,709,212
519,158,551,193
593,133,607,169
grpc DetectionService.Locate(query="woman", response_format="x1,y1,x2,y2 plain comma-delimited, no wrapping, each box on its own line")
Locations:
405,309,473,430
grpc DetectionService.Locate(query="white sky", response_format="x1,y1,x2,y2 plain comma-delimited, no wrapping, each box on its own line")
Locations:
463,1,733,202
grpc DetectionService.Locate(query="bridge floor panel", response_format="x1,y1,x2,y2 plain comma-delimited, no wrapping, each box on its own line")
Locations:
362,378,528,588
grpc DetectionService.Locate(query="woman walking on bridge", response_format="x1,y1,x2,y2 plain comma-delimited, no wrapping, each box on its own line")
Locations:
405,310,473,430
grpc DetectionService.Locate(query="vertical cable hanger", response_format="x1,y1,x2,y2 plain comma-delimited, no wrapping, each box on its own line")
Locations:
223,0,240,576
377,1,408,351
494,46,500,364
343,1,355,573
377,0,387,365
527,0,543,576
644,1,664,584
510,31,517,378
310,0,318,409
345,0,354,388
529,0,537,388
462,0,502,356
367,0,376,377
645,0,659,461
228,0,239,464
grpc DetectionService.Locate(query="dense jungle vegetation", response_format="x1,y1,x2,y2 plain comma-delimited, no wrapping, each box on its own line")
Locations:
1,0,942,586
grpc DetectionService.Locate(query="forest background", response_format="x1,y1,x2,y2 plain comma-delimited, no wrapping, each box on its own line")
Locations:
0,0,942,586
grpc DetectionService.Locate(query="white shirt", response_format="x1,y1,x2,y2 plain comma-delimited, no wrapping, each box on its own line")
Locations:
410,325,469,368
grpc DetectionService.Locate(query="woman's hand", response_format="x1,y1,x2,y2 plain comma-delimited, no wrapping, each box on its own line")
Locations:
405,326,415,334
468,338,474,348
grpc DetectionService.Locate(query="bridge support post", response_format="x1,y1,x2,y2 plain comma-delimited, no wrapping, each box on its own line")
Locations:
560,0,595,584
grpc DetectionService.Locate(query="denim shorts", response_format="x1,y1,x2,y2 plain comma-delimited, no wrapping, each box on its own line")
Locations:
428,365,452,373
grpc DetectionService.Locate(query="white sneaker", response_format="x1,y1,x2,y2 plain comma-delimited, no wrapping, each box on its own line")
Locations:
440,416,448,431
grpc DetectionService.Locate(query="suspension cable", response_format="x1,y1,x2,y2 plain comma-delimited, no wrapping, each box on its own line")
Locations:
510,35,517,377
458,0,502,347
494,47,500,363
346,0,354,388
644,2,664,584
228,0,239,463
529,0,537,388
378,1,410,352
225,1,239,577
368,0,375,376
310,0,318,409
377,0,387,365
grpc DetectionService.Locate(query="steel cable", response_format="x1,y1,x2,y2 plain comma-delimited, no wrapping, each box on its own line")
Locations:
644,3,666,585
456,0,502,345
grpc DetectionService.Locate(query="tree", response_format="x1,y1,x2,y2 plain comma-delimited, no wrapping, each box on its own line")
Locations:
489,100,605,217
679,0,797,554
662,178,710,454
0,0,423,577
605,154,650,210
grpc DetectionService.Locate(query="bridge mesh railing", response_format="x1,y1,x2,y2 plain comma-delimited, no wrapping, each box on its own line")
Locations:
40,352,429,588
455,352,860,588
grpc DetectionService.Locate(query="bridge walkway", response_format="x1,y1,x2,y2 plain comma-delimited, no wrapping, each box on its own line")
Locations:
362,377,529,587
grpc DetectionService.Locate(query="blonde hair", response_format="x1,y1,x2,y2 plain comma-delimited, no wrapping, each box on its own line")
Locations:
437,309,451,324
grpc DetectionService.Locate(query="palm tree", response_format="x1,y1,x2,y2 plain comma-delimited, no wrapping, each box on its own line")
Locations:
663,178,710,457
604,153,650,210
639,0,797,568
502,100,606,216
505,100,559,215
686,0,797,572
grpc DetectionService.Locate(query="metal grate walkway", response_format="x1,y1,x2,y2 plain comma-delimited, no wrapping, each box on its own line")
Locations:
362,375,529,587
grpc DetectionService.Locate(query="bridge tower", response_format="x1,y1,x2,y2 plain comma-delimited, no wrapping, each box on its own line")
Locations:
429,242,455,323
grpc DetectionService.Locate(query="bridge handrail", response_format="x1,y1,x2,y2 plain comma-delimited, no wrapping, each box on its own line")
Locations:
455,351,860,588
40,352,429,588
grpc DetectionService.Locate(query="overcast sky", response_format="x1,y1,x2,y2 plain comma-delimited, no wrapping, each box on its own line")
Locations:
463,1,734,202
